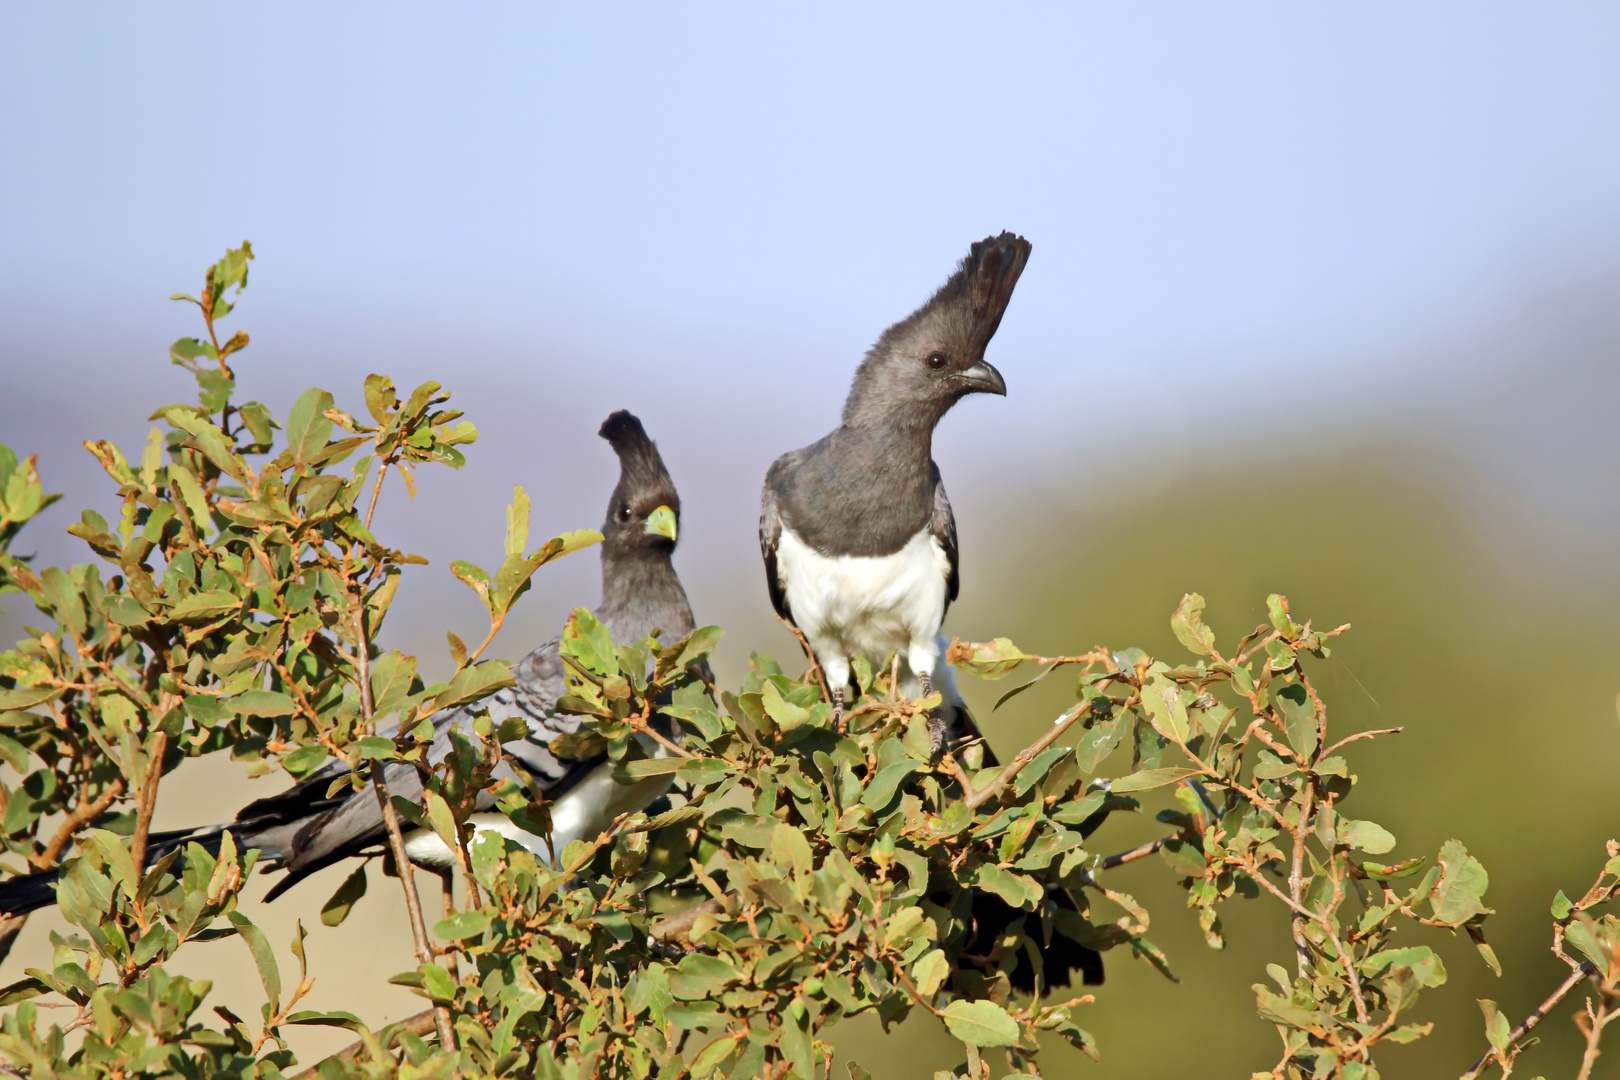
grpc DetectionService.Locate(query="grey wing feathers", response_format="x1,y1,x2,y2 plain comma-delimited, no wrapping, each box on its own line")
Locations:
931,464,960,608
256,638,603,896
760,458,792,622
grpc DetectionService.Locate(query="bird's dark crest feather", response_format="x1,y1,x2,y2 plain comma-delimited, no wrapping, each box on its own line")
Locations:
876,231,1032,356
599,410,678,509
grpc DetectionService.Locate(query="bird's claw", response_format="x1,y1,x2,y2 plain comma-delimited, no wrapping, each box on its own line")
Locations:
926,709,948,760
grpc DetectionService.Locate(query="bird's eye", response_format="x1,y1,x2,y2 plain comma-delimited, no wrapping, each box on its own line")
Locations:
925,352,948,370
618,505,633,522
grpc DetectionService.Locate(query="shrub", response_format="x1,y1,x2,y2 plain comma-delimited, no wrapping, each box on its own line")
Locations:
0,245,1614,1079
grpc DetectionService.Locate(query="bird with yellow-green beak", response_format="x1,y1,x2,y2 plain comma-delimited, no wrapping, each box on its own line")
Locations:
0,410,710,913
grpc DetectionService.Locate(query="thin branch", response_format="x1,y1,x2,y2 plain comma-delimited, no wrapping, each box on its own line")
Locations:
1576,996,1617,1080
1461,962,1597,1079
1321,727,1403,758
369,766,455,1050
461,610,506,668
31,777,125,870
363,460,391,533
1098,838,1166,871
1288,784,1313,978
354,598,455,1052
650,896,728,944
286,1008,439,1080
776,614,828,702
130,731,169,877
963,699,1098,811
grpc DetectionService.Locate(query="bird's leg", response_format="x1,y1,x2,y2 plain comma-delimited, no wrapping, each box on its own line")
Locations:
832,685,846,733
917,670,947,759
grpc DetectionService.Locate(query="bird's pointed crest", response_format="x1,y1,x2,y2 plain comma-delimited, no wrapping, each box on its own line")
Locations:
599,410,679,512
918,231,1032,351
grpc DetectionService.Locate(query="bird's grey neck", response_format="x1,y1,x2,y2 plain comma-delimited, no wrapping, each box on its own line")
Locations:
782,422,938,557
596,549,693,645
840,384,948,438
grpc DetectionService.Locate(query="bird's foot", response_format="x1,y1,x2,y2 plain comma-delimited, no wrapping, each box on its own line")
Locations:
926,709,948,760
831,688,846,734
915,671,947,759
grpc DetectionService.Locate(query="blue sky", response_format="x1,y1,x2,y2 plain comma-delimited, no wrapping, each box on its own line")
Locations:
5,4,1620,658
6,5,1619,355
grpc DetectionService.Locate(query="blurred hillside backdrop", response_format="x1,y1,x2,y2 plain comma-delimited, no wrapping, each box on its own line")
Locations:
4,6,1620,1077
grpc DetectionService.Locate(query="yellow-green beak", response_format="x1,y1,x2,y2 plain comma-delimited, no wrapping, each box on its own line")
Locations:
644,505,677,542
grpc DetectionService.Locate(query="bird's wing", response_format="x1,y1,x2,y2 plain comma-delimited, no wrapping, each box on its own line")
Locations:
760,456,794,622
931,463,960,609
259,638,606,895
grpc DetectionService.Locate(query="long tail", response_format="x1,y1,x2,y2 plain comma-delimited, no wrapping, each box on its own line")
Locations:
0,827,231,918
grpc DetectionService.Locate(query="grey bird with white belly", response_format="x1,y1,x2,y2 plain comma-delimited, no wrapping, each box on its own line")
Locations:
0,411,697,915
760,232,1029,755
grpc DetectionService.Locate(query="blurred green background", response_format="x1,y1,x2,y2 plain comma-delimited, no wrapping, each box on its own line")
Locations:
5,5,1620,1076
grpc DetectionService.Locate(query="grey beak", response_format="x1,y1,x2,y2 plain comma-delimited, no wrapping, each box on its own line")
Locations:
957,360,1007,396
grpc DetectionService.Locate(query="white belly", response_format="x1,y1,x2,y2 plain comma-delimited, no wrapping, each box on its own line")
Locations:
776,526,950,687
401,740,673,868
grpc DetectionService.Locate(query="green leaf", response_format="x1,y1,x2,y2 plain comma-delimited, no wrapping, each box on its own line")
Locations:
770,823,813,877
504,485,530,559
942,999,1020,1048
1141,671,1189,744
1429,839,1491,925
418,962,457,1002
1364,945,1447,988
1343,820,1396,855
320,865,367,927
1266,593,1299,634
434,910,490,940
1565,917,1612,977
424,791,459,852
168,464,211,532
234,689,297,717
227,911,281,1014
781,998,814,1080
1479,999,1512,1053
974,865,1042,909
911,949,949,997
87,831,140,899
1274,683,1317,759
1075,714,1126,773
431,659,515,712
761,681,811,731
669,954,741,1000
1170,592,1216,656
168,589,242,623
451,560,493,611
370,651,420,720
1361,856,1426,881
860,761,920,809
164,410,248,484
1551,890,1574,920
281,744,329,778
1254,985,1323,1031
561,607,618,679
285,387,337,468
617,756,684,780
1110,767,1200,793
952,637,1031,680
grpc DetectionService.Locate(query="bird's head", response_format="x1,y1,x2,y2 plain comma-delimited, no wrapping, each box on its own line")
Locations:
598,410,681,555
842,232,1030,429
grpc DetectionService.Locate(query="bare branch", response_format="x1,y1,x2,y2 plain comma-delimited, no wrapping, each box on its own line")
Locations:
31,777,125,871
130,731,169,877
964,698,1100,811
1461,962,1597,1079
